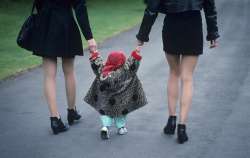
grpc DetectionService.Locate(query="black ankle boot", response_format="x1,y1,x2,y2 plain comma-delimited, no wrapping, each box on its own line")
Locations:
163,116,177,135
177,124,188,144
67,108,82,125
50,117,68,135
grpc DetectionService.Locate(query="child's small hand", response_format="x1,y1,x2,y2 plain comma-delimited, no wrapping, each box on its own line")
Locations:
89,51,100,61
131,50,142,61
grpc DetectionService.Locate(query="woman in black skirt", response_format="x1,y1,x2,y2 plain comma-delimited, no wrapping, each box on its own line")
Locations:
34,0,97,134
136,0,219,143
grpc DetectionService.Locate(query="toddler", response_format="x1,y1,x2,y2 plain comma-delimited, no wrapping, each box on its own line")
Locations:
84,50,147,139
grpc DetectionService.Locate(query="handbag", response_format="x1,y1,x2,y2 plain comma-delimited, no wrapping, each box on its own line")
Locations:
17,0,39,51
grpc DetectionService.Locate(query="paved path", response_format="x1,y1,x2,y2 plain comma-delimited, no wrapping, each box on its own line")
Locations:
1,0,250,158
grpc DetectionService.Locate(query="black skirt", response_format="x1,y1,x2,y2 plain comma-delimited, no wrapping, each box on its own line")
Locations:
162,11,203,55
33,1,85,58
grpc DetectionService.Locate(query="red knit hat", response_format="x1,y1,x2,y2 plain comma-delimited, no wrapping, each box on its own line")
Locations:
102,51,126,77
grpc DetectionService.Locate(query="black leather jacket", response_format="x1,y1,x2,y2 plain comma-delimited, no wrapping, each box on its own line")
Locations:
137,0,220,42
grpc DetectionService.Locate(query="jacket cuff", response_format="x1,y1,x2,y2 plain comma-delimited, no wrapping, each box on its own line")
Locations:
90,51,100,60
85,32,93,40
206,32,220,41
131,51,142,61
136,34,149,42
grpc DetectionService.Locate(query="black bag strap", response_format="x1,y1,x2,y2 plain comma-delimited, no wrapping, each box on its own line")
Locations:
31,0,37,15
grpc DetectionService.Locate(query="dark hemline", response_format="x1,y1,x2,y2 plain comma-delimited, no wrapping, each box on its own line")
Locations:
164,50,203,56
32,52,84,59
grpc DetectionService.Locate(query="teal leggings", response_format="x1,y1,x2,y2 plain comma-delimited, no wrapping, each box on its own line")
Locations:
100,115,126,129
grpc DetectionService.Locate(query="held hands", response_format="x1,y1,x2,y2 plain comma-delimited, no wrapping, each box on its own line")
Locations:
87,38,99,61
87,38,97,53
209,40,218,49
136,40,144,53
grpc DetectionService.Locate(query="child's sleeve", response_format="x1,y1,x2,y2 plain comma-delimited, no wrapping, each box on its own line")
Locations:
103,51,142,82
89,52,104,76
123,50,142,74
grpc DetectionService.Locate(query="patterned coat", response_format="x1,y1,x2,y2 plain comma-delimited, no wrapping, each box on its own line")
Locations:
84,52,148,117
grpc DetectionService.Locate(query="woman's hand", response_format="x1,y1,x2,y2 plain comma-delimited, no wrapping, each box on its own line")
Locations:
209,40,218,49
88,38,97,53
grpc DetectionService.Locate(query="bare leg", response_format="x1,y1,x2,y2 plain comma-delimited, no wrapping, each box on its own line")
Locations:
166,54,181,116
43,57,59,117
179,55,198,124
62,58,76,110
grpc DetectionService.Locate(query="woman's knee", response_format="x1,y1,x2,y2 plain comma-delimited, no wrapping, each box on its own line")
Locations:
62,58,75,76
166,54,181,77
181,72,193,83
170,68,180,78
169,63,180,78
180,56,198,83
43,58,57,78
63,68,74,78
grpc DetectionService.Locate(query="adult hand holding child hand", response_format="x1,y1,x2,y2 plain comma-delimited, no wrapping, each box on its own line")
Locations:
88,38,97,53
209,40,218,49
136,40,144,53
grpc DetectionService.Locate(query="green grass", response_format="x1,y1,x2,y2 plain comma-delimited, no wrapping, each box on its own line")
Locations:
0,0,144,80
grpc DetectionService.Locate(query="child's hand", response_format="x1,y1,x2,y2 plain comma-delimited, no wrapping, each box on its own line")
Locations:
89,51,100,61
131,50,142,61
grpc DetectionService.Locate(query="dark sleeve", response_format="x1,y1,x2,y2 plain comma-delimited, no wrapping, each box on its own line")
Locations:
203,0,220,41
72,0,93,40
136,0,160,42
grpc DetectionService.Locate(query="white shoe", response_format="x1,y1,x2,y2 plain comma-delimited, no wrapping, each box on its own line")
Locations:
117,127,128,135
100,127,110,140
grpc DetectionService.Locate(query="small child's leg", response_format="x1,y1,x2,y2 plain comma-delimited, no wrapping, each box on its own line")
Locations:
100,115,113,127
115,115,128,135
100,115,113,139
114,115,126,128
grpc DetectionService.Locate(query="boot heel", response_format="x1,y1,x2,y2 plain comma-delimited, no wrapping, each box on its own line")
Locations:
67,108,82,126
177,124,188,144
163,116,177,135
50,117,68,135
52,127,59,135
67,116,74,126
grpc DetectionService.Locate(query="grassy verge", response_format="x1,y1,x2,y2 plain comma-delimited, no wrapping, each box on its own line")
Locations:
0,0,144,80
